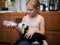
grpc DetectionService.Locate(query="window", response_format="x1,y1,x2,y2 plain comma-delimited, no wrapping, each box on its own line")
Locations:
5,0,60,12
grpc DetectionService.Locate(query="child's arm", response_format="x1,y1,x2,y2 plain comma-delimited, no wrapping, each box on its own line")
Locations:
35,18,45,35
3,20,22,34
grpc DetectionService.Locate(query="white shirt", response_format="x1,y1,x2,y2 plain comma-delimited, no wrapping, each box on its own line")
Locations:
22,14,44,30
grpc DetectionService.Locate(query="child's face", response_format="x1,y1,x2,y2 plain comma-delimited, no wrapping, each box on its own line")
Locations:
26,3,37,17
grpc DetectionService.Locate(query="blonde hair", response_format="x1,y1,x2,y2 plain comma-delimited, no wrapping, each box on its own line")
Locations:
26,0,40,9
26,0,40,14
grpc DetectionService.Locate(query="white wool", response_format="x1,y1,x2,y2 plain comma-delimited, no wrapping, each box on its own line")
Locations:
18,22,28,34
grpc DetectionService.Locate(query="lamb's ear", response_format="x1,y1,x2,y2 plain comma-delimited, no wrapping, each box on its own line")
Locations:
22,23,25,28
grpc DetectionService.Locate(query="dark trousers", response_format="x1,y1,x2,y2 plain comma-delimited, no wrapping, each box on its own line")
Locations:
14,41,42,45
14,33,46,45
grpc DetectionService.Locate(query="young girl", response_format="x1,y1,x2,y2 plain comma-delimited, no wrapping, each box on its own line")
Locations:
5,0,46,45
15,0,46,45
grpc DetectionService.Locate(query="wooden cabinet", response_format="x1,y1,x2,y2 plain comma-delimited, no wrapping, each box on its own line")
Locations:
40,11,60,30
0,12,60,45
0,12,26,44
40,11,60,45
46,31,60,45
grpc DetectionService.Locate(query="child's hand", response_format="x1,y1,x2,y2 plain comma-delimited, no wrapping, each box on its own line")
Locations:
25,29,36,39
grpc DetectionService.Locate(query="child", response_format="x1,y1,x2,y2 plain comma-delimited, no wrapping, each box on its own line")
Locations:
15,0,46,45
5,0,46,45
